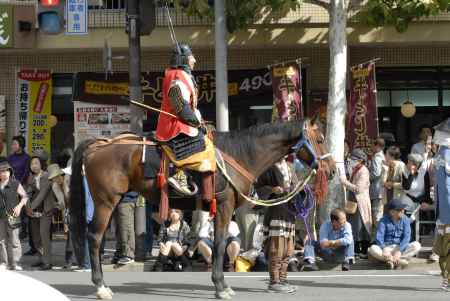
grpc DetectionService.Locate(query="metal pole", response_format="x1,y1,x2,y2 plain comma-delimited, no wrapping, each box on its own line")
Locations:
127,0,146,261
214,0,229,131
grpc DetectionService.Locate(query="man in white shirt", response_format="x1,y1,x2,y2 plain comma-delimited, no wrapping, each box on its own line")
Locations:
411,125,432,157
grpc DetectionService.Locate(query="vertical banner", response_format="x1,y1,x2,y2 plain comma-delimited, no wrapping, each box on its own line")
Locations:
0,4,13,48
270,60,303,121
16,70,52,155
66,0,88,35
74,101,130,147
347,62,378,153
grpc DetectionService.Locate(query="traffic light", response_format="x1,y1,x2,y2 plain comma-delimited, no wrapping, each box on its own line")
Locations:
37,0,65,34
139,0,156,36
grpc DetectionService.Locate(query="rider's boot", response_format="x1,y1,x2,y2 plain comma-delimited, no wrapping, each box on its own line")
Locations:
168,169,192,195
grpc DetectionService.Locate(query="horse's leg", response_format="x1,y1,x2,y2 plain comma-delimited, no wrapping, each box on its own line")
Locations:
88,204,114,300
212,197,235,300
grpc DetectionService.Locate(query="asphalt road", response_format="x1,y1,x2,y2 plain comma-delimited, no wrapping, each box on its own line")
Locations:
20,270,449,301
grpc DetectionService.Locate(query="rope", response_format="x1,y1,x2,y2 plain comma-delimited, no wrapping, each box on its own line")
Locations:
288,185,315,244
215,154,316,207
165,2,180,52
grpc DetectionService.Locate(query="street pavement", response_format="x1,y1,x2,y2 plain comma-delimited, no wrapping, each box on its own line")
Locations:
20,270,449,301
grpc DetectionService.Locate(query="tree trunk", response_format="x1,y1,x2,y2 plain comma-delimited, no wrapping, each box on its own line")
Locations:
321,0,349,222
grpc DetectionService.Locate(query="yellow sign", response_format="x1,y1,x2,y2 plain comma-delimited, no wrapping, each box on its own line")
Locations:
16,70,52,156
273,66,296,77
85,80,129,96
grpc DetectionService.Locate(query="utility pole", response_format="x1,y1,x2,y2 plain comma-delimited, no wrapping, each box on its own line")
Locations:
214,0,229,131
126,0,146,261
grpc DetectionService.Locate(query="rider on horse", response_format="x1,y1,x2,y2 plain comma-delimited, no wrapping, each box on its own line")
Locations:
155,42,216,210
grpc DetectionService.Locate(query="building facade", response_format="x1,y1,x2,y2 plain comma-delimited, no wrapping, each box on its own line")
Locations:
1,1,450,158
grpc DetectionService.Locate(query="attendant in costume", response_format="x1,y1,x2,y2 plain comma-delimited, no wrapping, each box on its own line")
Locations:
259,158,297,293
155,43,216,212
430,118,450,290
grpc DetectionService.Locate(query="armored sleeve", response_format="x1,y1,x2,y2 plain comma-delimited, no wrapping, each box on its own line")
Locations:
168,80,201,127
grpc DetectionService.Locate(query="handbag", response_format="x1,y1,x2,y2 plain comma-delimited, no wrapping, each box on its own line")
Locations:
344,163,363,215
0,189,22,229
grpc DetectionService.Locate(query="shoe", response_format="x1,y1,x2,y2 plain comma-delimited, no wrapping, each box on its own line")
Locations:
301,261,319,272
31,261,44,268
359,253,368,260
288,261,299,272
63,263,74,270
386,261,394,270
40,264,53,271
268,282,295,293
0,263,7,271
168,170,193,195
118,257,135,265
7,265,23,271
398,259,409,269
441,279,449,291
24,249,38,256
341,262,350,271
429,253,439,262
281,281,297,292
73,267,91,272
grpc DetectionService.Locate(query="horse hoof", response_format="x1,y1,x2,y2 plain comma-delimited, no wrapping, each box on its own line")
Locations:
224,287,236,296
96,286,113,299
215,291,232,300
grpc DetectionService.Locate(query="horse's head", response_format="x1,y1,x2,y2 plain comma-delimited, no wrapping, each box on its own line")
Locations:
293,115,336,180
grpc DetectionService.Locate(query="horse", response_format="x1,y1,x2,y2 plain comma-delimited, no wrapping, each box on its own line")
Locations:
69,117,335,300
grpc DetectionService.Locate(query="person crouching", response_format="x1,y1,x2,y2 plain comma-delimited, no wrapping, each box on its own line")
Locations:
154,209,191,271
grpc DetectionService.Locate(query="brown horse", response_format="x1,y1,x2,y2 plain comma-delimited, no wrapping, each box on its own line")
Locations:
69,118,335,300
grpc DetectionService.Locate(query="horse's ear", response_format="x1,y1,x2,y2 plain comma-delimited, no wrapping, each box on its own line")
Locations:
309,113,320,128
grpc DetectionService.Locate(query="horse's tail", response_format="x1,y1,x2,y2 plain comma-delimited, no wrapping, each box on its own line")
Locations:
69,138,95,266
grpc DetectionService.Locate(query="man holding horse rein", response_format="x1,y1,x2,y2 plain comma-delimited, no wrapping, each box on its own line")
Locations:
155,42,216,213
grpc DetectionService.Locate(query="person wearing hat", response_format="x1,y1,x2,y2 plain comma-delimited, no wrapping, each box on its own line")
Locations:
25,154,57,270
400,153,432,216
0,157,28,271
368,199,421,269
340,148,372,258
431,117,450,290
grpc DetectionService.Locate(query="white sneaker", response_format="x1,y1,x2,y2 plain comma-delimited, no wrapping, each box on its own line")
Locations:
429,253,439,262
73,267,91,272
441,279,448,291
168,170,193,195
11,265,23,271
0,263,7,271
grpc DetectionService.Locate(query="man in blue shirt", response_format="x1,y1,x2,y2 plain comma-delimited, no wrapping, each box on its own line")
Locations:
304,208,354,271
368,199,421,269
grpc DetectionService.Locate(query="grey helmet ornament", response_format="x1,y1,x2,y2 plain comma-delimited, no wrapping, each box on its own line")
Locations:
170,43,193,69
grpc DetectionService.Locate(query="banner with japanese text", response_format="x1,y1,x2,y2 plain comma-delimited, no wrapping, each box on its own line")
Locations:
270,61,303,121
74,101,130,146
16,70,52,155
346,62,378,153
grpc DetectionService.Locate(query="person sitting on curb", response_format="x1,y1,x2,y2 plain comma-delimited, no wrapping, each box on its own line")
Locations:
192,217,241,272
153,209,191,272
304,208,354,271
368,199,421,269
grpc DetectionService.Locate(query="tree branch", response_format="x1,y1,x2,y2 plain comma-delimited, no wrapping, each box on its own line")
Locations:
303,0,330,11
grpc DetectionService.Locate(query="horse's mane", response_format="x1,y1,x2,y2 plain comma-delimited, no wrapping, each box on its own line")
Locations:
213,120,304,161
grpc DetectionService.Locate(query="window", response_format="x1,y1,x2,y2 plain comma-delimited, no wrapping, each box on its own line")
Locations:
391,90,438,107
377,90,390,107
443,90,450,107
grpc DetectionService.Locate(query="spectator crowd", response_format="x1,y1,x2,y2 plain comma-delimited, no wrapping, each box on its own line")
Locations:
0,124,443,286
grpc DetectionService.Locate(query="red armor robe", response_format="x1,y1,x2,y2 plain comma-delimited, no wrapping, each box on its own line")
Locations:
155,68,199,142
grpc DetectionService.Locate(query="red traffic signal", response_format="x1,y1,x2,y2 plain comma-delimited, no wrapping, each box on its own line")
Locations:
40,0,60,7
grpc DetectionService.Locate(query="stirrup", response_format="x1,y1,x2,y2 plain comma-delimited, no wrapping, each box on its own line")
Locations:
168,177,199,196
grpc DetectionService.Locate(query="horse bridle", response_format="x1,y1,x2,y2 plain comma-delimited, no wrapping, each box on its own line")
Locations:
291,122,330,169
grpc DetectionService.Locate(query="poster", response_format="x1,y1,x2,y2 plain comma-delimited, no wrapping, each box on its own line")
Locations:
270,61,303,121
66,0,88,35
16,70,52,155
347,62,379,153
74,101,130,146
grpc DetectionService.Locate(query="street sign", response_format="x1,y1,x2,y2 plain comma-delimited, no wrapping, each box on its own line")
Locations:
0,5,13,48
66,0,87,35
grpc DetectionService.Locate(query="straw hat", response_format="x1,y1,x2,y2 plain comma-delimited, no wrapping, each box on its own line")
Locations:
47,164,64,180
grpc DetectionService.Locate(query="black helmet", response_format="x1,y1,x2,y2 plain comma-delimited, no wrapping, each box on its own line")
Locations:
170,43,194,70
